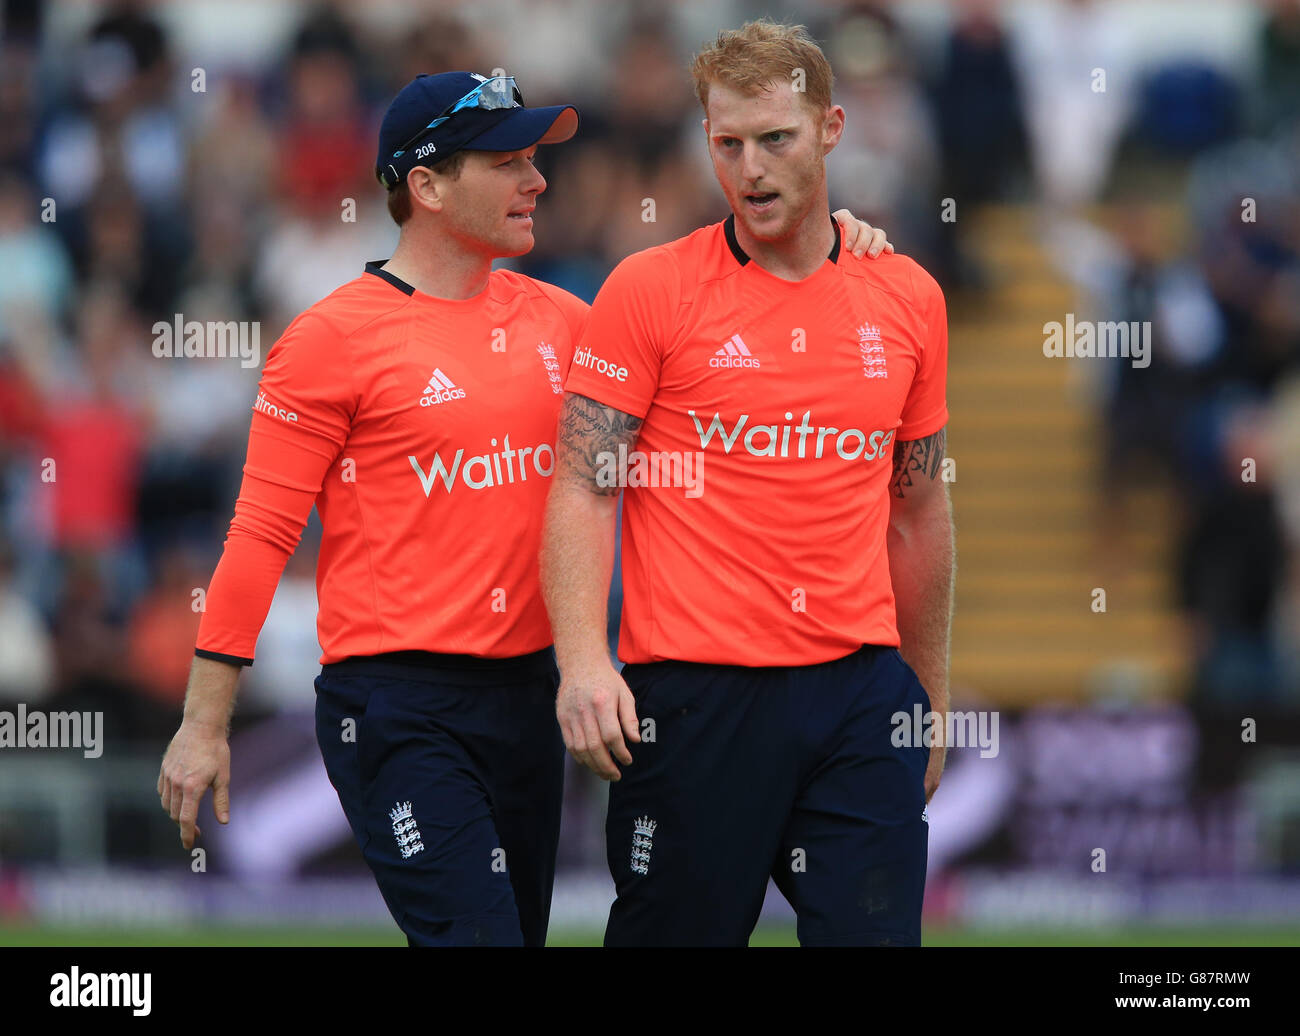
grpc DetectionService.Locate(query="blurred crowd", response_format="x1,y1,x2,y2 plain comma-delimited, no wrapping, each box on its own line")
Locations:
0,0,1297,752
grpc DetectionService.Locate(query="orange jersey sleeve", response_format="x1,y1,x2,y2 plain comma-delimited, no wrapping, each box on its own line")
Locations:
196,310,356,664
895,264,949,441
564,247,679,417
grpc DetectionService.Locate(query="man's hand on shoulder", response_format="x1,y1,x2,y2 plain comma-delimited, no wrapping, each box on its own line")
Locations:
833,209,895,259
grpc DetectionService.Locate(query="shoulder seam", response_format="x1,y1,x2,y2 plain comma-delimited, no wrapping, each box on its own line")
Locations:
838,257,924,310
660,244,690,337
524,276,580,326
295,279,417,343
905,261,925,346
906,260,936,351
292,287,390,422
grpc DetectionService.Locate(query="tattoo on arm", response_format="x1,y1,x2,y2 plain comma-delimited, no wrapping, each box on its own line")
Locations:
557,393,644,495
890,427,946,499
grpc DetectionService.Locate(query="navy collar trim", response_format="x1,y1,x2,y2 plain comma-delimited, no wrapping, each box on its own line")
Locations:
364,260,415,296
722,213,841,267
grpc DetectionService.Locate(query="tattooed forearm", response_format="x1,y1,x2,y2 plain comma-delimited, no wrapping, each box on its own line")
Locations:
890,427,946,499
556,392,644,494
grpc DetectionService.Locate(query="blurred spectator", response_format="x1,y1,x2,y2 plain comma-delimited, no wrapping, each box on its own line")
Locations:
519,18,715,296
1277,373,1300,561
472,0,622,101
49,546,172,744
0,0,42,188
1170,131,1299,704
929,0,1029,289
932,0,1028,205
73,175,183,316
241,534,323,716
50,551,131,713
1273,371,1300,695
0,331,45,452
125,541,207,709
273,7,370,218
0,38,40,178
389,14,487,92
1178,401,1288,705
1010,0,1135,209
1088,203,1222,573
256,7,395,323
1190,142,1300,393
187,78,276,213
0,167,75,342
823,4,943,275
597,21,716,260
37,3,185,211
175,187,260,326
138,202,262,558
1256,0,1300,133
1103,204,1223,471
40,284,147,557
0,538,54,703
1130,61,1240,158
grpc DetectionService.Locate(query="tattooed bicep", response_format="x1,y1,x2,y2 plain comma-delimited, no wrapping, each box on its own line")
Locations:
556,392,644,493
889,426,946,499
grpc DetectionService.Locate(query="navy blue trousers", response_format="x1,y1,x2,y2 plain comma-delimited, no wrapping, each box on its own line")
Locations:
605,645,931,946
315,649,564,946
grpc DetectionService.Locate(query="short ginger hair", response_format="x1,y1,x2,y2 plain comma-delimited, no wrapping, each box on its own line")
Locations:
385,149,469,226
690,19,834,116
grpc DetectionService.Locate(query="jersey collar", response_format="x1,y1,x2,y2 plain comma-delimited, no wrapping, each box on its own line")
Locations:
723,212,841,268
365,260,416,296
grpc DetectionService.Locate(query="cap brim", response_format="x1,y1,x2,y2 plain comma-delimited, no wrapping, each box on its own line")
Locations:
465,105,579,151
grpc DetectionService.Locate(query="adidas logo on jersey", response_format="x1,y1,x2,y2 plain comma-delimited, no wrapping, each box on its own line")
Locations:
710,334,761,369
420,368,466,406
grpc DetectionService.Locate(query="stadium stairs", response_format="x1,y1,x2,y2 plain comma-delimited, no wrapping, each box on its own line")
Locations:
945,204,1189,704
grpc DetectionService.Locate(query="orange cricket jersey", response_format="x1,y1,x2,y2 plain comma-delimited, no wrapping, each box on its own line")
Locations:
564,215,949,667
195,261,587,665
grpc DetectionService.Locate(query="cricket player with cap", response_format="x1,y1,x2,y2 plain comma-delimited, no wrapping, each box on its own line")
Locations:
158,68,894,946
543,21,953,946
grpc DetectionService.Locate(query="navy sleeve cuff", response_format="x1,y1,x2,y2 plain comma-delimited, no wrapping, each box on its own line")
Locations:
195,648,254,667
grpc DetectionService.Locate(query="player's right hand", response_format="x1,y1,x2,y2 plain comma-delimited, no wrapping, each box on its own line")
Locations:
157,720,231,849
556,660,640,781
924,742,946,803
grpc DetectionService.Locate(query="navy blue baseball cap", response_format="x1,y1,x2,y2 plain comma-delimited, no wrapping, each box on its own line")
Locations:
376,72,578,189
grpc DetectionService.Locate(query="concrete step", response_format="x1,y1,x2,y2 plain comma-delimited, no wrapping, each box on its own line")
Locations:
949,480,1172,506
953,599,1180,626
950,652,1190,704
943,453,1096,478
927,202,1186,703
947,408,1094,430
948,537,1173,565
947,365,1071,390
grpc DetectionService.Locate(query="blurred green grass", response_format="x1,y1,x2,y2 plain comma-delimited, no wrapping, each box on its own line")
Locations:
1,923,1297,946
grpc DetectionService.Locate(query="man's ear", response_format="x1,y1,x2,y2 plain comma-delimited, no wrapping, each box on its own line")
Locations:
822,104,846,155
406,166,446,215
701,116,710,139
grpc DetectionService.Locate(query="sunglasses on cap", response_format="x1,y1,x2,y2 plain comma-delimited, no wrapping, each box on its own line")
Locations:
388,76,525,166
